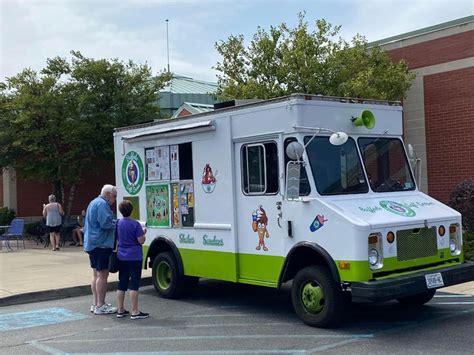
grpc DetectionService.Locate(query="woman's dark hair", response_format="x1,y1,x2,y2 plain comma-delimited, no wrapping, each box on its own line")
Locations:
119,200,133,217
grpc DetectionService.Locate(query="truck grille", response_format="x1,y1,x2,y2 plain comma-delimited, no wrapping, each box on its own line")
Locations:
396,227,437,261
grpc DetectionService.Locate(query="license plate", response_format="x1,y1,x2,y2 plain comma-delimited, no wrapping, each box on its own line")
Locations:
425,272,444,289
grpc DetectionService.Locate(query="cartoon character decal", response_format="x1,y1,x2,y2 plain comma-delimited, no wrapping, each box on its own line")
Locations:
309,214,327,232
127,161,138,186
201,164,218,193
252,205,270,251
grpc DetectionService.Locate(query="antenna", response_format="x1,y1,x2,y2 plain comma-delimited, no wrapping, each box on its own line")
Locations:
166,19,170,73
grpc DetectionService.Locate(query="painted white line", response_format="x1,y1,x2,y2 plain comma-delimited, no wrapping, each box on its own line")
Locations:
434,294,473,298
173,313,256,318
45,334,374,344
70,351,306,355
119,322,297,329
307,337,366,353
433,302,474,305
29,341,64,354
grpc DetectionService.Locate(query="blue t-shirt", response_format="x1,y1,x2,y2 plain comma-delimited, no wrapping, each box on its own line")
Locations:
84,196,115,252
117,218,144,261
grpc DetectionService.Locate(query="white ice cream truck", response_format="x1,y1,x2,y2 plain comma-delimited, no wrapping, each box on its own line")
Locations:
113,94,474,327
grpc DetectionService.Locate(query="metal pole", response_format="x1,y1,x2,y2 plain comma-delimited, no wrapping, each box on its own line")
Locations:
166,19,170,73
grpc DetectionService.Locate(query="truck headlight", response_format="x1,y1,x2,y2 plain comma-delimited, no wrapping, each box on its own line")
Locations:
368,233,383,270
369,249,379,266
449,223,461,256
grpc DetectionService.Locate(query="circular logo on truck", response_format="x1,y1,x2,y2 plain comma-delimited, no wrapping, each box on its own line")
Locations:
122,151,144,195
379,200,416,217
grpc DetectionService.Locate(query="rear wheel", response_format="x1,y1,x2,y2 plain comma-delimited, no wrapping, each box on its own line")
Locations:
291,265,346,328
152,252,186,298
397,289,436,306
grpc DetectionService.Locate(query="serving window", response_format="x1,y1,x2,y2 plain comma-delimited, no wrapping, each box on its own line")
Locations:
145,142,194,227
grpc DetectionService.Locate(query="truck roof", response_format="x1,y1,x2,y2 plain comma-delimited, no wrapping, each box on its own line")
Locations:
114,93,401,134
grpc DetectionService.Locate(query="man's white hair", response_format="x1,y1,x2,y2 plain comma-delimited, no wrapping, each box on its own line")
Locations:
101,184,116,196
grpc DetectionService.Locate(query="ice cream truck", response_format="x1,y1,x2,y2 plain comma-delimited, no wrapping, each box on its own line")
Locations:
113,94,474,327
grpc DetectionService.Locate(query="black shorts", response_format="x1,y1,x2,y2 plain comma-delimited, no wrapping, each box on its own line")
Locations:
87,248,113,271
117,260,142,291
46,225,61,233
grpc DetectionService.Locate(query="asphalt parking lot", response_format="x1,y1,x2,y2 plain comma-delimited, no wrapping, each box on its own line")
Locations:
1,280,474,354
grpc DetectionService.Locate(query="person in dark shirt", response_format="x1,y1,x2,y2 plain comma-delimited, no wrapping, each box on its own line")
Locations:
116,200,148,320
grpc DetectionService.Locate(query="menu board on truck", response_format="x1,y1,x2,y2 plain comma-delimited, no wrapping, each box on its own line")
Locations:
145,146,170,181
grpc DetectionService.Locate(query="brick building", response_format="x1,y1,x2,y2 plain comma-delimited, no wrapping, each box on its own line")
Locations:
373,16,474,203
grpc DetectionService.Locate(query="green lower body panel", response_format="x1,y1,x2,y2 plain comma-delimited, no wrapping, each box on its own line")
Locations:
237,253,284,287
180,248,237,282
336,247,462,282
148,247,284,287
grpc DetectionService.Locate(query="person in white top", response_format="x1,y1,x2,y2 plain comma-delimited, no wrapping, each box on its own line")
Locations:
43,194,64,251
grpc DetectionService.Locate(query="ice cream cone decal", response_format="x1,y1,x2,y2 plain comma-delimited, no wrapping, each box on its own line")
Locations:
252,205,270,251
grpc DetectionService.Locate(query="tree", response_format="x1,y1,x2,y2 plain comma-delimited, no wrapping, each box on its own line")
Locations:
214,13,414,101
0,51,171,215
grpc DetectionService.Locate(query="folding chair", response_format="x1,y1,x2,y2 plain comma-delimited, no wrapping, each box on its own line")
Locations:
0,218,25,250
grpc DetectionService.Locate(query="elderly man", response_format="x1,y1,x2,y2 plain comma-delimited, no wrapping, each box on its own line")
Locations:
84,184,118,315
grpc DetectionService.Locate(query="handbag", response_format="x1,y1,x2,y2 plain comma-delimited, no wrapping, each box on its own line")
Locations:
109,250,119,273
108,226,119,273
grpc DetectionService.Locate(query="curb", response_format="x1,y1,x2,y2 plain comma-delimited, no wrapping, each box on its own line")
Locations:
0,277,153,308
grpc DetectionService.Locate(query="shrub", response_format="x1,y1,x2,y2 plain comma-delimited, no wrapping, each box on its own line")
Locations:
464,232,474,262
0,207,16,225
24,221,46,237
449,178,474,232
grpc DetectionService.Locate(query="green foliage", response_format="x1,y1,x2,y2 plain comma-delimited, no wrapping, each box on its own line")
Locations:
214,12,414,101
449,178,474,232
464,232,474,262
0,51,171,213
0,207,16,225
24,221,45,237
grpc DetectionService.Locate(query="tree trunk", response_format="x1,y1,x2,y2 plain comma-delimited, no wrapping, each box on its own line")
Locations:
66,184,76,218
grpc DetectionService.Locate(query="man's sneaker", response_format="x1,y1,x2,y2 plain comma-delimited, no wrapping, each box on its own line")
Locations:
94,304,118,315
116,310,130,318
130,311,149,320
90,305,96,313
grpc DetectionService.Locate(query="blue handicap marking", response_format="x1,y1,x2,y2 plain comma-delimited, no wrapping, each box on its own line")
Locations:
0,307,86,332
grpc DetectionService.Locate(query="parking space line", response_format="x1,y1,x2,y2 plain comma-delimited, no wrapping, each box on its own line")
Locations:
433,302,474,305
43,334,375,344
29,341,65,355
434,294,472,298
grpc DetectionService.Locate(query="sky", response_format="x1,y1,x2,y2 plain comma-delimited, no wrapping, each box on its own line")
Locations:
1,0,473,83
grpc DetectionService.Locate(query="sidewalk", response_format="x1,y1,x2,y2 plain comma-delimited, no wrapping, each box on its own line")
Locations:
0,240,151,307
1,240,473,307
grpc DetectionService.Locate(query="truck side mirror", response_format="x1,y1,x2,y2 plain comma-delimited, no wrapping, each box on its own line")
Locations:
286,141,304,161
407,143,415,159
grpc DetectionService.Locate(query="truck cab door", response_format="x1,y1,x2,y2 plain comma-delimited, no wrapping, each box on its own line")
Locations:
233,140,286,287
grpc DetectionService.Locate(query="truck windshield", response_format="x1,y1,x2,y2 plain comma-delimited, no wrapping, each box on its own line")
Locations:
358,137,416,192
305,136,368,195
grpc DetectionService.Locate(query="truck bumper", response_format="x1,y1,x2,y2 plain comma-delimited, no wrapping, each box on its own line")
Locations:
350,261,474,302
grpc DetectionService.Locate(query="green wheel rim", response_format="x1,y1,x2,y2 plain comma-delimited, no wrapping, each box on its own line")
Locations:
156,261,172,290
301,281,325,314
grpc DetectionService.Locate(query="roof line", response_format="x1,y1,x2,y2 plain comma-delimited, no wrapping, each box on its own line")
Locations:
369,15,474,47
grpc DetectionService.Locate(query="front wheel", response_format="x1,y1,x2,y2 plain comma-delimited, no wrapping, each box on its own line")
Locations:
152,252,186,299
397,289,436,306
291,265,346,328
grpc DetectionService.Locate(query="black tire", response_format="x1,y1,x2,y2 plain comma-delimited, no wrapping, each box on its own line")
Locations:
152,252,186,299
397,289,436,306
291,265,345,328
